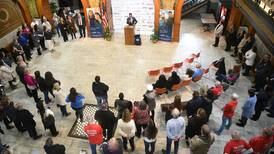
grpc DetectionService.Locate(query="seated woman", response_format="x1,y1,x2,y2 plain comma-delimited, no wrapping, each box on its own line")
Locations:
167,71,181,90
153,74,168,89
216,69,239,85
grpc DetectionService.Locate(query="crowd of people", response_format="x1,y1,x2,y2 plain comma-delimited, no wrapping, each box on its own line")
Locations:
0,10,273,154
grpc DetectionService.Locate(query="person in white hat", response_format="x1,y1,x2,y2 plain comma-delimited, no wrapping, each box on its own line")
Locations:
215,93,239,135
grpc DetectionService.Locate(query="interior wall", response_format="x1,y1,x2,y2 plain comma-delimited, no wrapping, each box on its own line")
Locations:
0,0,23,39
111,0,155,35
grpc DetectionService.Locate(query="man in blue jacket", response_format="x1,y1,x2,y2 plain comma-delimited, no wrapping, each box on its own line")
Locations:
236,88,257,127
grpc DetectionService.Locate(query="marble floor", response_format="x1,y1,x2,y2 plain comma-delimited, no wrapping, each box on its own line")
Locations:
1,16,273,154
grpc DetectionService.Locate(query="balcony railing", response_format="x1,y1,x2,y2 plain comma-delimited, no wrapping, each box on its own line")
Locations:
250,0,274,19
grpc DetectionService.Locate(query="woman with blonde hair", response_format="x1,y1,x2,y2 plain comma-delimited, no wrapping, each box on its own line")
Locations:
114,109,136,152
185,108,207,146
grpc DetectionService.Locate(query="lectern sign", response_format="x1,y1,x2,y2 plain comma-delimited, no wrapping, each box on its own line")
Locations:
159,9,174,41
87,8,104,38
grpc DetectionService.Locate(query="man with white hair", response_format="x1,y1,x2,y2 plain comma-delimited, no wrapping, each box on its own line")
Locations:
215,93,239,135
191,63,203,80
84,117,103,154
224,131,250,154
164,108,185,154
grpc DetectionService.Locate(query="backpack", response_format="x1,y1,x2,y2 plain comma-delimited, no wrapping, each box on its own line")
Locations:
44,114,55,128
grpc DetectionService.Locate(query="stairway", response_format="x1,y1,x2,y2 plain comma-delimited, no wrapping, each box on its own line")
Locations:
181,0,209,17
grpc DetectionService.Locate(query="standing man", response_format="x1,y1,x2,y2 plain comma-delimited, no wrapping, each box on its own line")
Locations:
92,76,109,106
76,12,86,38
94,102,117,140
164,108,185,154
223,131,251,154
242,46,257,76
114,92,132,119
16,103,42,140
236,89,257,127
84,118,103,154
224,25,237,51
249,128,273,154
215,93,239,135
212,21,224,47
126,13,137,26
190,124,215,154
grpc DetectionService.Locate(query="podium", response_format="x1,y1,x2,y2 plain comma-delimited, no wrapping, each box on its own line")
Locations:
124,26,135,45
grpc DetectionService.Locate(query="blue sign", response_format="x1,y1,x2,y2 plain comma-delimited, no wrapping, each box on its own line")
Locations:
159,10,174,42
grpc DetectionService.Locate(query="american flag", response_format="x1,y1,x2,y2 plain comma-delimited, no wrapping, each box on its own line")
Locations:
100,2,108,29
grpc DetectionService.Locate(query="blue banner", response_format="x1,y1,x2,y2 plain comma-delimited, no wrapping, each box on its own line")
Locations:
159,10,174,42
87,8,103,38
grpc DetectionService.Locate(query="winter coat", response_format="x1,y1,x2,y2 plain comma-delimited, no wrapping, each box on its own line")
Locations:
190,134,215,154
0,65,14,82
16,109,36,129
143,91,156,111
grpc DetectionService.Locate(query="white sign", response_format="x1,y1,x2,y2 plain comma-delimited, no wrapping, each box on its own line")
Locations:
111,0,155,35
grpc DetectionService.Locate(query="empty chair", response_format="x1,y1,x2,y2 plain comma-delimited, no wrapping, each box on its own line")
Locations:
184,57,194,64
203,68,209,74
180,79,192,87
163,66,173,74
155,88,167,95
171,83,181,91
233,65,241,74
193,74,203,82
191,52,200,59
173,62,183,69
202,67,211,80
148,69,161,77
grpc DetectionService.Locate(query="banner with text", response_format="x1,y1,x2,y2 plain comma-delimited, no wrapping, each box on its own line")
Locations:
159,9,174,41
87,8,103,38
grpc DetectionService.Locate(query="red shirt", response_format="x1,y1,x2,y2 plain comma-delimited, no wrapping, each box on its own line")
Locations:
84,123,103,144
223,100,238,118
224,139,250,154
249,135,273,153
212,85,223,96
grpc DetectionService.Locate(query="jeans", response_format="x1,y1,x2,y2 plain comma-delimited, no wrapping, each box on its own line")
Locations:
166,137,179,154
30,89,40,103
216,116,232,134
136,123,147,137
95,96,107,106
122,137,135,151
214,36,220,46
43,90,50,104
72,107,83,122
60,105,69,116
239,116,248,126
144,140,156,154
90,144,96,154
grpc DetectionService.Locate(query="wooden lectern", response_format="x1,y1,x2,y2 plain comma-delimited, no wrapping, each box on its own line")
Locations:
124,26,135,45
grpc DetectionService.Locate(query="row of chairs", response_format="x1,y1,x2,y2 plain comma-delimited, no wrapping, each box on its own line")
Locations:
147,52,201,77
154,66,210,95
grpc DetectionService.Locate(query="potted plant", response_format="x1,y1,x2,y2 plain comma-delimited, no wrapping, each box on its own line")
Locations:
49,2,58,14
103,26,112,41
150,30,159,43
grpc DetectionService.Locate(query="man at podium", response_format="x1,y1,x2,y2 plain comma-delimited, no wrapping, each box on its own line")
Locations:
126,13,137,26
